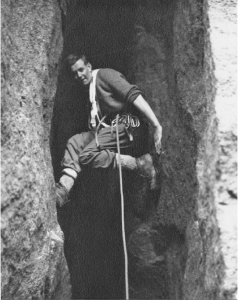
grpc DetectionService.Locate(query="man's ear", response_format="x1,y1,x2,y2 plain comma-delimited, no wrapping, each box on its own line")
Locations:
87,63,92,71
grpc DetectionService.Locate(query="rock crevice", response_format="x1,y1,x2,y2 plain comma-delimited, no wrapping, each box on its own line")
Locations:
50,0,224,299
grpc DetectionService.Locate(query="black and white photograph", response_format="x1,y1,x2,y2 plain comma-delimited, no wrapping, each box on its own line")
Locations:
1,0,237,299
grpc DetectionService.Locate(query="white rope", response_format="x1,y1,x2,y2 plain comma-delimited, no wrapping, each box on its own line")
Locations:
116,114,129,300
89,69,110,129
89,69,99,129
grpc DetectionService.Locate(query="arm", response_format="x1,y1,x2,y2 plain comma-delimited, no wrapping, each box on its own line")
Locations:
133,95,162,154
98,69,162,152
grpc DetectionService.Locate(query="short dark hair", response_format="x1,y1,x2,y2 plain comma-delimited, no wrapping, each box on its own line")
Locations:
66,54,90,66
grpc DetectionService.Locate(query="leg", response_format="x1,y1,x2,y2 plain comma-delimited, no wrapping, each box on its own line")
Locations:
80,124,159,190
56,123,159,207
61,131,95,174
114,124,160,190
56,125,131,207
56,125,134,207
56,131,95,207
79,123,131,169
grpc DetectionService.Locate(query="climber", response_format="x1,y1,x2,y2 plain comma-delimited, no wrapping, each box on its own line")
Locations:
55,54,162,207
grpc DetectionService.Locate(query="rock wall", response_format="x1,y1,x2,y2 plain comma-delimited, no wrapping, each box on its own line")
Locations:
1,0,71,299
208,0,237,299
127,1,224,299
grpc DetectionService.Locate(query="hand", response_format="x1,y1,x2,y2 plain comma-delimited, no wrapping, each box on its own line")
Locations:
154,125,162,155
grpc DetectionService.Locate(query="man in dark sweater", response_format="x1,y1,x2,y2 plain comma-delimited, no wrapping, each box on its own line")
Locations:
56,54,162,207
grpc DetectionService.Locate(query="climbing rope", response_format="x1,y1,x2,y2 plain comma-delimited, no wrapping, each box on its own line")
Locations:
116,114,129,300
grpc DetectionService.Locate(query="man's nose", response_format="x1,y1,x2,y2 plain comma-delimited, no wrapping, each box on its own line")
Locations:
77,71,82,78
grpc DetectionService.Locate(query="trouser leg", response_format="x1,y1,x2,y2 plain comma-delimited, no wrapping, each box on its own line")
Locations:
62,122,149,173
79,124,132,169
61,131,96,175
56,122,158,208
78,125,159,190
56,131,96,207
78,123,158,188
56,125,131,206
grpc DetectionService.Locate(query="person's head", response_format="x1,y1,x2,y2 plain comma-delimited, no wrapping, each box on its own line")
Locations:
67,54,93,86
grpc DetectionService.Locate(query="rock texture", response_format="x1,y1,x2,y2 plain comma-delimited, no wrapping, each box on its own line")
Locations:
128,1,224,299
50,0,226,299
208,0,237,299
1,0,71,299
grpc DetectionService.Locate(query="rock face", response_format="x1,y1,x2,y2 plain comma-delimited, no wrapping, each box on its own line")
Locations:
127,1,223,299
50,0,226,299
1,0,71,299
208,0,237,299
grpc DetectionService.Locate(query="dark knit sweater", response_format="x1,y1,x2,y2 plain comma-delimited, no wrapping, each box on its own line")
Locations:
95,68,142,120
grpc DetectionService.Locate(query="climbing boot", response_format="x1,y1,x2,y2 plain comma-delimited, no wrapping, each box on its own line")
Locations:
55,183,70,208
136,153,159,190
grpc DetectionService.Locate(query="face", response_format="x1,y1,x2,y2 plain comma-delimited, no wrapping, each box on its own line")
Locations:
71,59,92,86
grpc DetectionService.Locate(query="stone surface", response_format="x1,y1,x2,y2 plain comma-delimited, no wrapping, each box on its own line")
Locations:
208,0,237,299
1,0,71,299
128,1,224,299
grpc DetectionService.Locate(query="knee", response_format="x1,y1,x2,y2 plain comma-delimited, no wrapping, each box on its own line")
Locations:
79,148,114,169
78,151,87,165
67,134,81,145
66,133,85,153
78,146,94,165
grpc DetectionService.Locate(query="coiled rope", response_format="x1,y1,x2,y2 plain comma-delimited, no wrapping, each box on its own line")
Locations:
116,114,129,300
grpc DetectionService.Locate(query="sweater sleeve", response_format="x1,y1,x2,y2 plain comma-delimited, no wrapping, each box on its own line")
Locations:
99,69,142,105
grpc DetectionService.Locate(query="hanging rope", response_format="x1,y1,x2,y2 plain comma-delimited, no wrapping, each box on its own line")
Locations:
116,114,129,300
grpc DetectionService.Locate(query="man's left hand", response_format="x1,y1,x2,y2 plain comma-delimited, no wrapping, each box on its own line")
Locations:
154,125,162,155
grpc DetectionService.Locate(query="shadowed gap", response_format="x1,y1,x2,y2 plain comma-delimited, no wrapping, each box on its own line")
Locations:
52,0,178,299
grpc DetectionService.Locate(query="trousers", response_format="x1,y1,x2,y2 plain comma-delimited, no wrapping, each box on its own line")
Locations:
61,122,149,174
